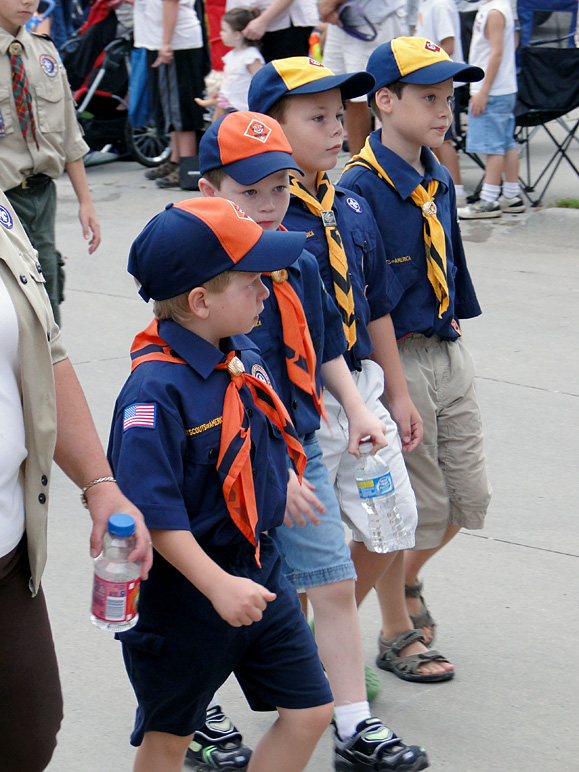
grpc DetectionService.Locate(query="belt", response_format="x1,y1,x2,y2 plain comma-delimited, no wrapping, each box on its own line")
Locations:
19,173,52,190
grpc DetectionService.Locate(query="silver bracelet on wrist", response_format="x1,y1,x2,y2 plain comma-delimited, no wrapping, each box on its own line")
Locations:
81,476,116,509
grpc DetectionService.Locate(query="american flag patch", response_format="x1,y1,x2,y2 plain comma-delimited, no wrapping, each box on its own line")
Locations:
123,403,156,431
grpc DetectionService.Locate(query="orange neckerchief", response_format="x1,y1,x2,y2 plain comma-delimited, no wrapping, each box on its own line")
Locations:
263,265,328,427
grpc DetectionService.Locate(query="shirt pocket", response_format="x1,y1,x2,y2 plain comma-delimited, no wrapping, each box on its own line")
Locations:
0,84,16,135
34,77,65,133
185,421,222,466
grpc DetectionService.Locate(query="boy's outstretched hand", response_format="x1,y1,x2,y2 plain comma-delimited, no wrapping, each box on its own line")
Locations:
209,574,276,627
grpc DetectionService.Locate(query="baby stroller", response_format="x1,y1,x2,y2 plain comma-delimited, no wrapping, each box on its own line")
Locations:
61,0,171,167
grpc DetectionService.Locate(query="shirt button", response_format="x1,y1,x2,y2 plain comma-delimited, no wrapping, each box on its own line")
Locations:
36,263,42,273
20,274,28,284
38,493,46,504
208,448,218,460
47,332,51,342
41,475,48,486
292,400,299,410
246,408,253,417
252,467,257,477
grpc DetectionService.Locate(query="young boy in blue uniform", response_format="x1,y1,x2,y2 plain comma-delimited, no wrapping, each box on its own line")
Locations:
248,58,455,689
198,110,429,772
107,197,334,772
340,38,492,660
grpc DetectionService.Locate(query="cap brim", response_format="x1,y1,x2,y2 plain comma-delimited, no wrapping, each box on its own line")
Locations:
222,151,303,185
399,61,484,85
236,228,306,273
290,71,375,102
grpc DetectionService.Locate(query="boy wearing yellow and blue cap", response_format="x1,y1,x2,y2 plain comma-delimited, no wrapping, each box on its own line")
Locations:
107,197,334,772
341,37,491,663
198,110,430,772
249,55,453,771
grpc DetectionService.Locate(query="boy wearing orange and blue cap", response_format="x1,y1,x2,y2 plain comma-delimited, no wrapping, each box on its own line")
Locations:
198,110,430,772
341,38,491,662
107,197,334,772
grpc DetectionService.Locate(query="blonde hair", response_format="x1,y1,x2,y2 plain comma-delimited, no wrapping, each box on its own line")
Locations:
152,271,236,323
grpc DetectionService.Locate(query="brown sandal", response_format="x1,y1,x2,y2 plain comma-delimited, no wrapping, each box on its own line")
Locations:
405,579,436,641
376,629,454,683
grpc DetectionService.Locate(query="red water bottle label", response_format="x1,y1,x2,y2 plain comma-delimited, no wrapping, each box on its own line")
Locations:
91,575,140,622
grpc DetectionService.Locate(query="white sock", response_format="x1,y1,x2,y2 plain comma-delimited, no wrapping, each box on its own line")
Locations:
455,184,465,198
481,183,501,203
503,181,520,199
334,701,371,740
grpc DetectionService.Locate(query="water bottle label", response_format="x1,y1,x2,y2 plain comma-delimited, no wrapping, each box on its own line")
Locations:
91,576,140,623
356,471,394,499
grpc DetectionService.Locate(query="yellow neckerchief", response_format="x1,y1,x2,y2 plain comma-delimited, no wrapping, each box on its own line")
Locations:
344,139,449,318
289,171,357,348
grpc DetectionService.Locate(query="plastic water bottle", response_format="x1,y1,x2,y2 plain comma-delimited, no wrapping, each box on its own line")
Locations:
90,513,141,632
355,445,412,553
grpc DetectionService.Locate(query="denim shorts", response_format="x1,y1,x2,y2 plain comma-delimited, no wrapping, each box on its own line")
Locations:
271,434,357,590
466,92,517,155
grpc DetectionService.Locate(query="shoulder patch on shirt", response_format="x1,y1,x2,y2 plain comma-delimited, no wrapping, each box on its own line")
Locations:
346,197,362,214
0,205,14,229
251,364,271,385
39,54,58,77
123,403,156,431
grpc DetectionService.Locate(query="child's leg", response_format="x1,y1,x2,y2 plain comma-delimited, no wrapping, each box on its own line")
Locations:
307,579,366,704
134,730,193,772
247,704,334,772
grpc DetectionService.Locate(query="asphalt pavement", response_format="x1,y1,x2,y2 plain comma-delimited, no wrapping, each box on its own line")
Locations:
43,118,579,772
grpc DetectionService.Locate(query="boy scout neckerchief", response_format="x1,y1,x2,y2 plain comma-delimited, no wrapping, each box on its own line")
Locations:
216,350,306,564
344,139,450,318
8,41,39,150
130,321,306,564
263,253,328,426
289,172,357,349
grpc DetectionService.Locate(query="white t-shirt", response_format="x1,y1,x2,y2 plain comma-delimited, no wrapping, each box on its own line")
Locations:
220,47,265,111
224,0,318,33
469,0,516,95
416,0,465,63
133,0,202,51
0,276,27,558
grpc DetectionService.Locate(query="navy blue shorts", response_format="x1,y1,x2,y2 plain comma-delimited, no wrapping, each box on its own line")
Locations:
117,536,332,745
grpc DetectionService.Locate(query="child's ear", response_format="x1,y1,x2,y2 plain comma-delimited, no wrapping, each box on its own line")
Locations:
374,87,396,115
198,178,217,197
187,287,210,318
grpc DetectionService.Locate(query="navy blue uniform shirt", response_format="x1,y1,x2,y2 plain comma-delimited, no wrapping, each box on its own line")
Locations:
248,249,347,436
283,185,403,371
340,131,482,341
108,320,289,548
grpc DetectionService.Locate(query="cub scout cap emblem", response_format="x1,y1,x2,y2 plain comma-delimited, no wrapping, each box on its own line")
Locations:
245,119,271,143
422,201,437,216
424,41,441,54
228,356,245,376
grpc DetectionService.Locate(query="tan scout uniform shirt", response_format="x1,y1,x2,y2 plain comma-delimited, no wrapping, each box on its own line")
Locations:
0,26,89,191
0,192,67,594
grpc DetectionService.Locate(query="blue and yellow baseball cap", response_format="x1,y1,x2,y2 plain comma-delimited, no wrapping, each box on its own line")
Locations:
367,37,484,97
129,197,306,301
199,111,302,184
248,56,375,115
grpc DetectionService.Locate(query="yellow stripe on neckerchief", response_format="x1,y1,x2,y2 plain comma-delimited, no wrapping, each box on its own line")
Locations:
344,140,449,318
289,172,357,348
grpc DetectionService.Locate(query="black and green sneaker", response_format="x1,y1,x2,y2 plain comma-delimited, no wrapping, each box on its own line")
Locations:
333,717,429,772
185,706,252,770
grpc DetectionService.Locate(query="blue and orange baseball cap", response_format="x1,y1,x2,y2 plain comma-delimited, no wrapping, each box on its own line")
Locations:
199,111,302,184
129,197,306,301
248,56,375,115
367,37,484,97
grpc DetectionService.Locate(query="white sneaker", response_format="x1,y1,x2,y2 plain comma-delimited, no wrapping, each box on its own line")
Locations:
499,195,526,213
457,199,502,219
